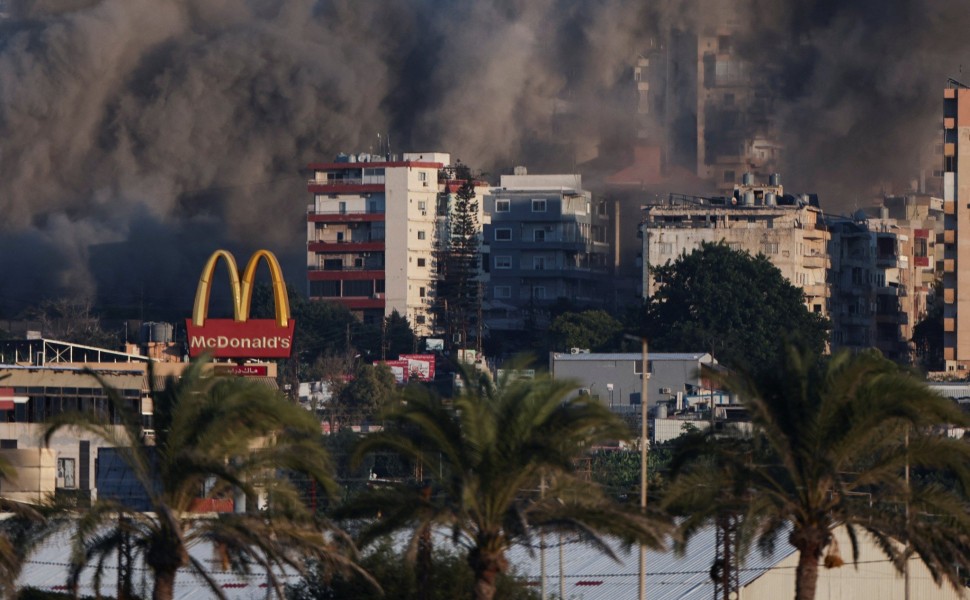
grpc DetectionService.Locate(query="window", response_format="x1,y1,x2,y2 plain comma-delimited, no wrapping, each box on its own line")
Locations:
659,242,673,254
417,230,426,240
417,258,426,267
762,242,779,254
534,257,547,270
495,228,512,241
532,199,547,212
534,229,546,242
418,200,427,211
416,315,426,324
532,286,547,299
419,287,426,297
496,199,510,212
495,256,512,269
494,286,511,299
58,458,76,489
418,171,427,182
633,360,654,374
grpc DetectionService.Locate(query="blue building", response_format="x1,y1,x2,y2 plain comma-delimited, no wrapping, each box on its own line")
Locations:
482,170,611,332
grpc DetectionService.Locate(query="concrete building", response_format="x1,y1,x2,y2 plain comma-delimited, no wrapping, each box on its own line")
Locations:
942,84,970,371
482,171,610,331
549,351,716,411
631,0,781,191
307,152,488,336
0,337,277,506
641,174,830,317
826,196,942,363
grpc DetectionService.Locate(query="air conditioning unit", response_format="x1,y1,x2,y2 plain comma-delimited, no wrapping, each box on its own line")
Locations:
659,387,672,395
421,211,427,216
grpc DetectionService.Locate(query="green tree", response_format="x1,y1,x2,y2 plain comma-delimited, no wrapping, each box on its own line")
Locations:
336,363,397,426
548,310,623,352
663,345,970,600
44,358,366,600
287,539,539,600
434,168,481,350
343,368,668,600
641,242,829,379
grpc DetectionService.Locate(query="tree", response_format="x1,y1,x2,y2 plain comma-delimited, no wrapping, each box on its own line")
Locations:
24,299,118,349
641,242,829,379
44,357,366,600
663,345,970,600
334,363,397,426
343,367,668,600
434,168,481,350
287,539,539,600
548,310,623,352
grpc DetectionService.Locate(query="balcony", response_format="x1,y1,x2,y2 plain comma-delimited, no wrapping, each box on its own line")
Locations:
307,178,384,194
803,255,827,269
308,210,384,223
308,268,384,281
308,240,384,253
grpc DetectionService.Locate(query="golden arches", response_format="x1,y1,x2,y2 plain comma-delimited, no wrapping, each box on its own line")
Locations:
190,249,291,327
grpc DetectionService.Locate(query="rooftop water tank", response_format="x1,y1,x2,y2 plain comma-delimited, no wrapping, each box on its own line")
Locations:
765,192,777,206
769,173,781,186
743,191,755,206
140,322,173,344
742,172,754,185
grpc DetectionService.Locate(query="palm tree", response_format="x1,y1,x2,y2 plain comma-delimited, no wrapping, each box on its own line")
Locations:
663,345,970,600
44,357,368,600
344,367,669,600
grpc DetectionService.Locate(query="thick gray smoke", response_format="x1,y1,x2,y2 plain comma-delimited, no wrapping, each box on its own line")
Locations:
0,0,965,315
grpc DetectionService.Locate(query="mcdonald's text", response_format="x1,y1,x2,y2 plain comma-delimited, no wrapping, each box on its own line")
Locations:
185,319,296,359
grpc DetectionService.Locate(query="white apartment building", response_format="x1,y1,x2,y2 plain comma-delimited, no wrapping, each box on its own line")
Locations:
307,152,463,336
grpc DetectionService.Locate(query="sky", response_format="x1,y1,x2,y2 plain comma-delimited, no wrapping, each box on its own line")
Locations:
0,0,967,317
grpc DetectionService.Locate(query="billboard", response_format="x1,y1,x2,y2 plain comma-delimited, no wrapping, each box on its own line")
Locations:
399,354,436,382
379,360,410,384
185,250,295,359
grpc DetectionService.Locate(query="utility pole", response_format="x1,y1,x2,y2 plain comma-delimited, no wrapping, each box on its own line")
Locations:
640,336,648,600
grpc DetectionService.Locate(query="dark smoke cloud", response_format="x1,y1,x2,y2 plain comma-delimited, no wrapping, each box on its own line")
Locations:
0,0,965,316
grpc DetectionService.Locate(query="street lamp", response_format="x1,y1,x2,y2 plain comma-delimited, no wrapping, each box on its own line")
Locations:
624,334,649,600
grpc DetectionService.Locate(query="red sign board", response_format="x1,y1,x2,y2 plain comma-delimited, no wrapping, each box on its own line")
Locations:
914,228,930,239
399,354,436,382
212,364,270,377
914,256,930,267
186,319,295,359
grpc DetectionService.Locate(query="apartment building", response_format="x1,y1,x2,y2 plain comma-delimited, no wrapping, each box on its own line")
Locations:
482,170,611,331
306,152,452,336
641,174,829,317
942,84,970,371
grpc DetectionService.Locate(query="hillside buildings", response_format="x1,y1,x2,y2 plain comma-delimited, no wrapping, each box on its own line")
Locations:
641,174,830,317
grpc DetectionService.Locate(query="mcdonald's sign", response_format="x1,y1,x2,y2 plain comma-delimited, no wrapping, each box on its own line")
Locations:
185,250,296,359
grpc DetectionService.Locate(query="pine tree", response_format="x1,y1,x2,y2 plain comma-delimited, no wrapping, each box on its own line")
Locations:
434,167,481,350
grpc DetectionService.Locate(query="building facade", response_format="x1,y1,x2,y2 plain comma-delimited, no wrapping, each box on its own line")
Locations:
641,175,830,317
549,351,716,411
942,85,970,371
306,152,451,336
482,171,611,331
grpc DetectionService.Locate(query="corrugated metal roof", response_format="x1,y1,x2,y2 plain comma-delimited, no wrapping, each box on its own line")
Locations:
19,530,299,599
505,525,793,600
553,353,713,362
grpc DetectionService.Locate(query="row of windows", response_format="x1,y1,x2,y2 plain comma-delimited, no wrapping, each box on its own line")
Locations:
494,199,548,213
494,256,553,270
495,228,555,242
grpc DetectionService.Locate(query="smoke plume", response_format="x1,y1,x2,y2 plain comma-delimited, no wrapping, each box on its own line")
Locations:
0,0,964,315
